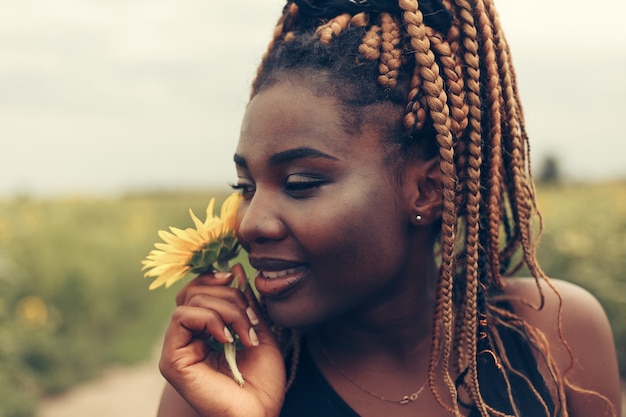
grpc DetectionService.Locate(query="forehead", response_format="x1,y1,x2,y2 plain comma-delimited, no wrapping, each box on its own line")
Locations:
237,80,358,158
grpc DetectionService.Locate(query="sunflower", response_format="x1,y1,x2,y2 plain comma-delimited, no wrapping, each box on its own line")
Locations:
142,193,243,290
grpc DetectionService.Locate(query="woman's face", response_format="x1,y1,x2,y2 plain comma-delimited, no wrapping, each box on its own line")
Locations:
234,79,427,328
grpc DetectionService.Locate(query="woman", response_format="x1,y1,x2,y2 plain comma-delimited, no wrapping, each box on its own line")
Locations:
156,0,621,416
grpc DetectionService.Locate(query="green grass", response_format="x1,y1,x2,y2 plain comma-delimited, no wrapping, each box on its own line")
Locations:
531,182,626,374
0,190,231,417
0,184,624,417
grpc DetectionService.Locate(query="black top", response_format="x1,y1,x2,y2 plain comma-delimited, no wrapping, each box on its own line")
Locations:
281,324,556,417
281,345,359,417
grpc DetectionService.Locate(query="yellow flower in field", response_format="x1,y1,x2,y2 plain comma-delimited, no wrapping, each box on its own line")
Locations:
15,295,48,327
142,193,243,290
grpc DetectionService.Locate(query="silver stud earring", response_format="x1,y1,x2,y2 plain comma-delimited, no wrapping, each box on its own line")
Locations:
415,215,422,223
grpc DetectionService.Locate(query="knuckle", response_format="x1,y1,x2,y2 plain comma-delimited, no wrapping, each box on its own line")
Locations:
170,305,188,322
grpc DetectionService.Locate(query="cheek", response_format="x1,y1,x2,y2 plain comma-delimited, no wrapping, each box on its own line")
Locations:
304,188,406,274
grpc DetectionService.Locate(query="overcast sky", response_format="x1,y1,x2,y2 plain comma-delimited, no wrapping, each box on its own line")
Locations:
1,0,625,197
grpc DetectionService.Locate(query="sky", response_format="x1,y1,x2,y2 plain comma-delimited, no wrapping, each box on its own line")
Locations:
1,0,625,197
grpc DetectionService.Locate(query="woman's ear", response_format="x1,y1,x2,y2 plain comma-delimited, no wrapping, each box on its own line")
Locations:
403,156,442,226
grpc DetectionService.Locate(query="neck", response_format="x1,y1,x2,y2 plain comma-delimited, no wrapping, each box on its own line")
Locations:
309,255,437,363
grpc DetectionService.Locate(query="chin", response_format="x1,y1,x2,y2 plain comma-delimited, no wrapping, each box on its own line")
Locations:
264,299,325,329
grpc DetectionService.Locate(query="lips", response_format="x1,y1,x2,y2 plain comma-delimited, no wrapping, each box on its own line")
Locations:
249,258,308,297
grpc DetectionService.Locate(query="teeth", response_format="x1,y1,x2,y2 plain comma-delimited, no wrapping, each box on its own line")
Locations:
261,268,301,279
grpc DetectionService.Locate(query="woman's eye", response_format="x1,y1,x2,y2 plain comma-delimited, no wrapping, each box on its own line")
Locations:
230,182,255,198
285,175,326,196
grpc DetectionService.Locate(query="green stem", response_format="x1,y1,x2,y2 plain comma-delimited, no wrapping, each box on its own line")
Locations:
224,341,245,387
214,260,230,273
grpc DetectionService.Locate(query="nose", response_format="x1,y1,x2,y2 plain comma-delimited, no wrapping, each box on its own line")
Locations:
237,191,287,245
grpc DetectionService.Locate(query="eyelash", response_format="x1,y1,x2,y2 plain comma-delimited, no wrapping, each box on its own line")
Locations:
230,183,254,195
230,176,326,198
285,178,325,193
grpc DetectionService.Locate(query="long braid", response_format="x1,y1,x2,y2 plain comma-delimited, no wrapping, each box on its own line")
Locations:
472,0,505,287
426,27,469,214
459,69,486,417
456,14,485,408
449,3,486,411
485,4,516,257
426,27,468,141
484,1,544,290
483,6,579,415
399,1,460,412
478,0,523,276
426,27,468,378
460,126,485,416
434,4,469,208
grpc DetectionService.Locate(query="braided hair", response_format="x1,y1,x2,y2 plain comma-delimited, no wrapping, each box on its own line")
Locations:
251,1,573,415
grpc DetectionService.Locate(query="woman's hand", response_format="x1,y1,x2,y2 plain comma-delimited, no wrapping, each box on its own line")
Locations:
158,264,286,417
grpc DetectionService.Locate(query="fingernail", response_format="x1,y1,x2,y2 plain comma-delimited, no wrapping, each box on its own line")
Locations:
223,326,234,343
246,307,259,326
249,327,259,346
214,272,232,280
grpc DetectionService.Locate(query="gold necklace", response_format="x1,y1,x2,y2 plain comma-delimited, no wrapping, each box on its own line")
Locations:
317,338,429,405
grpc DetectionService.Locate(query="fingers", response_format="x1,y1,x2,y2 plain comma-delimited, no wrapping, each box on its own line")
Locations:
175,263,250,306
241,282,276,347
171,264,261,348
175,271,234,306
186,295,260,348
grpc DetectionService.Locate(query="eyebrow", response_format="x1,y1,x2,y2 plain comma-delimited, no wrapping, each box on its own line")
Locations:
234,147,338,168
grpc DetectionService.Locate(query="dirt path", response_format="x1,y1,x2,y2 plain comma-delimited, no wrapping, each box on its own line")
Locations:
37,358,165,417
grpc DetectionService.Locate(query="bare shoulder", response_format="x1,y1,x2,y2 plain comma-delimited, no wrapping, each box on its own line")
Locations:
503,277,608,331
503,277,621,417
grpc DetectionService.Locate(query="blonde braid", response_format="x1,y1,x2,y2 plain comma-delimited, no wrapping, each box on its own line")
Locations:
483,0,533,282
378,13,402,89
459,83,486,417
443,3,486,412
487,3,611,415
426,27,468,139
452,0,481,156
404,65,428,131
349,12,369,27
316,13,352,44
470,0,506,289
456,2,484,404
488,313,555,417
358,23,382,60
399,0,460,413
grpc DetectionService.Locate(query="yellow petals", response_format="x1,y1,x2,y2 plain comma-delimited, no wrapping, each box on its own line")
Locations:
220,193,243,232
142,193,243,290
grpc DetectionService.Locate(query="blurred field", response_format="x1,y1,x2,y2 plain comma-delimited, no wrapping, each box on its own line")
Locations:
0,184,624,417
532,181,626,373
0,190,232,417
